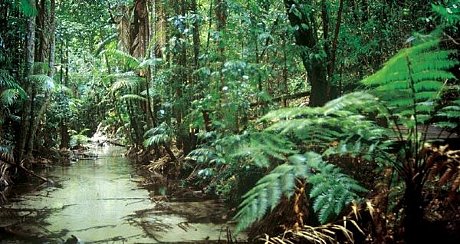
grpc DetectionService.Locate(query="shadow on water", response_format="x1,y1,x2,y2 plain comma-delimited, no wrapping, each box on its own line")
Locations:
0,146,245,243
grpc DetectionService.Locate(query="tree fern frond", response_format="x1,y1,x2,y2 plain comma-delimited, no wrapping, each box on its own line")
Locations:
323,92,379,115
1,89,24,106
261,106,322,121
432,3,460,25
186,147,218,164
144,122,173,147
101,49,140,70
28,74,55,92
109,72,143,93
362,39,458,129
232,132,298,168
138,58,162,69
235,152,366,232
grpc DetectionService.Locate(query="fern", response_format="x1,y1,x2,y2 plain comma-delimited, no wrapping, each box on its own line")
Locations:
362,40,458,126
436,98,460,130
432,2,460,25
1,89,23,106
144,122,173,147
108,72,143,93
232,132,298,168
101,49,140,70
234,152,366,232
0,70,26,97
28,74,55,92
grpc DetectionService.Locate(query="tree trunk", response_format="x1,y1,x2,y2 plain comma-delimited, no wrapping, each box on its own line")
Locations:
33,0,55,152
17,0,36,162
283,0,329,107
403,177,424,243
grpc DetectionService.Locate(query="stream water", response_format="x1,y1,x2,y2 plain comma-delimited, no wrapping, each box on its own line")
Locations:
1,146,241,243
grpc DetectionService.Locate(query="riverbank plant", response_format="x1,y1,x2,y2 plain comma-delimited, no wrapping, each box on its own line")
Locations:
232,37,459,242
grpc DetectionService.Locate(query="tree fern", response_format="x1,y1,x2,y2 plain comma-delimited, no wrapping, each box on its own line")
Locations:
362,39,458,126
101,49,140,70
108,72,143,94
436,98,460,130
28,74,55,92
432,2,460,26
232,132,298,168
144,122,173,147
234,152,366,232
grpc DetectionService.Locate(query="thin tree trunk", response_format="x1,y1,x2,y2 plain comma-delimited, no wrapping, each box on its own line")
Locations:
28,0,55,157
17,0,36,162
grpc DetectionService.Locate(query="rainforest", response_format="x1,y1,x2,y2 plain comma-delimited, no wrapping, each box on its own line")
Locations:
0,0,459,243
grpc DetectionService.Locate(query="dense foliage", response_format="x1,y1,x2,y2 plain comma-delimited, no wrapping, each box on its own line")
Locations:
0,0,458,243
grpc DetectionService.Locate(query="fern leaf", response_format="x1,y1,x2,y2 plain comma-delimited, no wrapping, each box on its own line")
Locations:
144,122,173,147
28,74,55,92
109,72,143,93
232,132,297,168
362,39,458,130
235,152,366,232
1,89,23,106
101,49,140,70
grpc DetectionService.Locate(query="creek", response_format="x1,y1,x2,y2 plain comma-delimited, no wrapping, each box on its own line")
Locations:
0,146,241,243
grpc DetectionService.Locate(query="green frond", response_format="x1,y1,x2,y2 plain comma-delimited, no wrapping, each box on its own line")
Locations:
436,98,460,129
53,84,73,95
432,3,460,25
232,132,298,168
261,106,322,121
1,89,24,106
144,122,173,147
323,92,379,115
101,49,140,70
362,39,458,129
0,70,26,97
109,72,143,93
19,0,37,17
138,58,163,69
234,152,366,232
186,147,219,164
28,74,55,92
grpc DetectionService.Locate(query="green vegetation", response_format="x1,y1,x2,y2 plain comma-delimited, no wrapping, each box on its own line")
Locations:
0,0,458,243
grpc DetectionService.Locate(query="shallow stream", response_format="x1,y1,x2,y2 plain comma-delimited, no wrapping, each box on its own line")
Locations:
1,146,240,243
